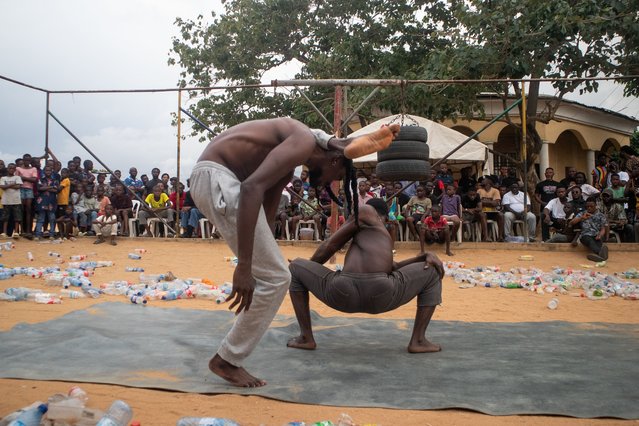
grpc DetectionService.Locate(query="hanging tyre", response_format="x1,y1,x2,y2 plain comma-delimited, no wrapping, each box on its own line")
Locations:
377,140,430,162
395,125,428,142
376,160,431,182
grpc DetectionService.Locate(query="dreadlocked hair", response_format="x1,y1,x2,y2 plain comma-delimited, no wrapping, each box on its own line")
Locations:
342,159,359,223
324,184,343,207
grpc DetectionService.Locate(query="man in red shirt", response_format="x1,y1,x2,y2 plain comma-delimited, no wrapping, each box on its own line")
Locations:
419,205,453,256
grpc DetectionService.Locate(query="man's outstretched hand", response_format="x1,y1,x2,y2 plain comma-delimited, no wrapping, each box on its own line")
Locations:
228,264,255,315
424,252,445,279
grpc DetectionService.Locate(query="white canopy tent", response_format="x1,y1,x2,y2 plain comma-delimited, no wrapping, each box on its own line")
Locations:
351,114,488,168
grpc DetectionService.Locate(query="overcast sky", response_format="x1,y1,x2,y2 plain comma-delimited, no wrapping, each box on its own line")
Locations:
1,1,637,181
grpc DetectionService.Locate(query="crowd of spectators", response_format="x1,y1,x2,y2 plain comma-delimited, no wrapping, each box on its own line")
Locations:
0,150,203,242
1,144,638,259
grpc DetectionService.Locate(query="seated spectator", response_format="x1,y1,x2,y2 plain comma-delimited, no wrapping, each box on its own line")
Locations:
440,184,461,241
457,166,477,196
75,186,99,236
34,166,59,240
477,178,504,241
56,204,77,240
392,181,410,210
138,184,176,236
461,187,488,242
92,204,118,245
144,168,162,196
419,205,453,256
368,173,383,198
542,186,568,242
95,172,111,197
598,188,633,242
545,203,580,245
404,185,432,241
275,190,291,240
298,187,324,239
95,186,111,216
162,173,172,194
570,197,609,262
169,182,186,211
569,186,587,214
502,183,536,242
606,162,629,187
179,185,206,238
109,184,133,236
568,172,600,200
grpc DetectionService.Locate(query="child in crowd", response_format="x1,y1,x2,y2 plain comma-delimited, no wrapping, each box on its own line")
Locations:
95,186,111,216
34,166,59,240
56,168,71,218
404,185,432,241
0,163,23,238
440,184,462,241
419,205,453,256
56,204,77,240
16,157,39,236
92,204,118,245
297,186,323,239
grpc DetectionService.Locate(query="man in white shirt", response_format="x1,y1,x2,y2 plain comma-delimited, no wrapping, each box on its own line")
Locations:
542,186,568,241
502,183,536,241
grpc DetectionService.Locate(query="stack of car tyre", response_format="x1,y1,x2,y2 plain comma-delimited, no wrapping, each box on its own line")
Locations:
376,125,430,181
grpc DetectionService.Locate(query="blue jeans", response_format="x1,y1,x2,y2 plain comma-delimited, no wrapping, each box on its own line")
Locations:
180,207,204,230
35,210,56,237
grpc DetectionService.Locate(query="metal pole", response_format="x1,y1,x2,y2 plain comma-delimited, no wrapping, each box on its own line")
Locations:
340,86,382,134
296,87,333,129
521,82,529,242
175,90,182,238
45,92,50,155
48,111,176,235
329,86,343,263
180,107,216,136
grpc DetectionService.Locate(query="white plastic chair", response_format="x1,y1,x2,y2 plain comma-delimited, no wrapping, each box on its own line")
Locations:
294,220,319,240
199,218,218,239
128,200,141,237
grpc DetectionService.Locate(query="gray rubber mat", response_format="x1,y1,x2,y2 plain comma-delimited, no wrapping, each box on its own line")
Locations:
0,302,637,419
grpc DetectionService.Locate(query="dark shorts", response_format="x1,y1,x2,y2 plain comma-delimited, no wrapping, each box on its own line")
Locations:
289,258,442,314
2,204,23,222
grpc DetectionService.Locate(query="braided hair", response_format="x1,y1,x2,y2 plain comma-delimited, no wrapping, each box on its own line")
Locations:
321,158,359,223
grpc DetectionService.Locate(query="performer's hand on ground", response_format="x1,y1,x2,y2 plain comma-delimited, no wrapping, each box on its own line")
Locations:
424,252,445,279
229,265,255,315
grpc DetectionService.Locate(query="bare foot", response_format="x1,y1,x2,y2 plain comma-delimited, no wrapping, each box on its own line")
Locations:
408,339,442,353
344,123,401,159
208,354,266,387
287,335,317,350
446,251,454,256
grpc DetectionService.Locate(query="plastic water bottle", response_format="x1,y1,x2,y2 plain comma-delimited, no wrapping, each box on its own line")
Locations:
130,294,147,305
48,251,61,257
176,418,240,426
215,295,227,304
0,270,13,280
96,400,132,426
70,255,87,261
7,403,48,426
35,293,62,304
27,252,34,262
6,287,32,301
162,289,183,300
61,289,87,299
128,253,142,260
547,298,559,310
68,386,89,403
125,267,144,272
133,248,146,254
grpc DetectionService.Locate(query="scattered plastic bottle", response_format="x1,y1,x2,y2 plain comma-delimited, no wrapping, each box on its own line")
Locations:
133,248,147,254
547,298,559,310
586,288,609,301
35,293,62,304
70,255,87,261
68,386,89,403
162,289,183,301
128,253,142,260
0,270,14,280
215,295,227,304
27,252,34,262
7,403,48,426
125,267,144,272
95,400,132,426
130,294,147,305
48,251,61,257
6,287,32,301
61,289,87,299
176,418,240,426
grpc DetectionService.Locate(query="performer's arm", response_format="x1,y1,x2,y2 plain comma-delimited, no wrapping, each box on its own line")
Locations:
310,217,358,264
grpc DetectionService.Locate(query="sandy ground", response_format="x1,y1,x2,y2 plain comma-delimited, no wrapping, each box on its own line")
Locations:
0,237,638,426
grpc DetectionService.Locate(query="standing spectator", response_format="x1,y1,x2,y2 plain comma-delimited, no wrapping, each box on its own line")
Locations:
419,205,453,256
433,163,453,198
440,184,461,241
138,184,175,236
392,182,410,209
477,178,504,241
542,186,569,242
357,180,374,206
80,160,96,185
56,168,71,218
404,185,432,241
461,186,488,242
0,163,23,238
619,146,639,175
16,155,40,236
124,167,145,200
457,167,477,196
559,167,578,189
109,184,133,237
34,166,59,240
92,204,118,245
161,173,171,194
606,162,628,187
534,167,560,215
570,197,609,262
368,173,383,198
144,168,162,196
502,183,536,241
591,154,608,190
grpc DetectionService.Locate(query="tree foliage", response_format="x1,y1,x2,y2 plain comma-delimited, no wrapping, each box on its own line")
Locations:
169,0,639,157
